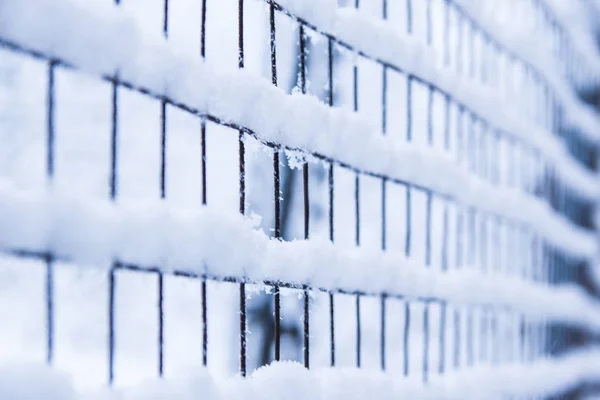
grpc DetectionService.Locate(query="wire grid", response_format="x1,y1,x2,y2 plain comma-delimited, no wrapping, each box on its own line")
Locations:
0,0,596,389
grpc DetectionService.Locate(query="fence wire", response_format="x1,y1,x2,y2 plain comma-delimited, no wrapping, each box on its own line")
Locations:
0,0,597,394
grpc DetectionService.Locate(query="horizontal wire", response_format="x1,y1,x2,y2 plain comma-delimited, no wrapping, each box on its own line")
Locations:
2,37,592,239
5,246,524,313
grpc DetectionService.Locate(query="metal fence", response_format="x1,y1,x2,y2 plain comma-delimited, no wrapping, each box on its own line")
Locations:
0,0,598,395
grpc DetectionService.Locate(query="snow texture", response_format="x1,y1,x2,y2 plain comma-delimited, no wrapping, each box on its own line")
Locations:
0,363,75,399
276,0,600,198
0,0,596,260
4,347,600,399
0,179,600,332
454,0,600,144
543,0,600,88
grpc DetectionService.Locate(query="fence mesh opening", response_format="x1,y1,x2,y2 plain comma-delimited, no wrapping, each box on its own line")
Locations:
0,0,599,398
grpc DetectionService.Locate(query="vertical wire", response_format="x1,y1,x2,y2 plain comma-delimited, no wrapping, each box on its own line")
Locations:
439,203,449,375
108,74,119,384
403,60,412,374
158,98,166,379
468,22,475,80
356,294,361,368
382,67,387,135
303,280,310,369
107,0,125,383
355,173,361,368
270,1,282,364
457,107,464,165
444,0,450,67
403,290,411,377
200,0,208,365
238,0,247,377
519,232,526,363
402,3,414,372
406,79,412,142
380,293,386,371
46,60,56,366
299,22,310,369
327,36,336,368
108,265,116,383
109,88,118,200
468,115,476,174
454,207,463,369
163,0,169,36
478,122,487,365
444,97,451,151
157,1,169,377
405,0,413,144
273,146,281,361
506,222,520,361
423,299,430,382
403,186,412,377
404,5,414,286
200,0,207,58
380,177,387,371
480,36,487,85
454,103,464,370
381,0,388,138
201,274,207,367
46,254,54,365
491,137,501,366
483,211,490,363
380,0,387,368
423,191,432,381
479,208,488,363
466,209,475,367
270,4,278,87
352,7,361,367
406,0,412,34
157,271,164,377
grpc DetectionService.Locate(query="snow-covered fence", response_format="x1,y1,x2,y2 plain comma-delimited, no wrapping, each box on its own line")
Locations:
0,0,600,397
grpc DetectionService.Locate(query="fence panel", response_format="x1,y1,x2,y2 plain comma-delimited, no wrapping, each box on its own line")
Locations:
0,0,599,398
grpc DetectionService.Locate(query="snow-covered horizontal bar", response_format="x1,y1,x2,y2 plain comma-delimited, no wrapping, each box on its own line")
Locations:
543,0,600,88
453,0,600,144
0,0,595,258
331,5,600,201
1,180,600,332
5,347,600,399
277,0,600,200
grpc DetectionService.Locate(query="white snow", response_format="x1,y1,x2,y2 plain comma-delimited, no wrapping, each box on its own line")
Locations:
4,347,600,399
0,179,599,332
0,0,599,396
0,0,596,260
543,0,600,89
454,0,600,144
273,0,600,197
0,363,75,399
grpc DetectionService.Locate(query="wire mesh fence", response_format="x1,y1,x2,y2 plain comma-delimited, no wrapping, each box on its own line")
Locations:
0,0,598,395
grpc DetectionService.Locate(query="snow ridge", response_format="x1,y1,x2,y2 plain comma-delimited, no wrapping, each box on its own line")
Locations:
275,0,600,197
4,347,600,399
0,180,600,332
0,0,595,259
453,0,600,143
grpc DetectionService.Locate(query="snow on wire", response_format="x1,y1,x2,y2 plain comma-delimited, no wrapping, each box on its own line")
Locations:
0,179,599,331
0,0,599,398
0,0,596,258
4,347,600,399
